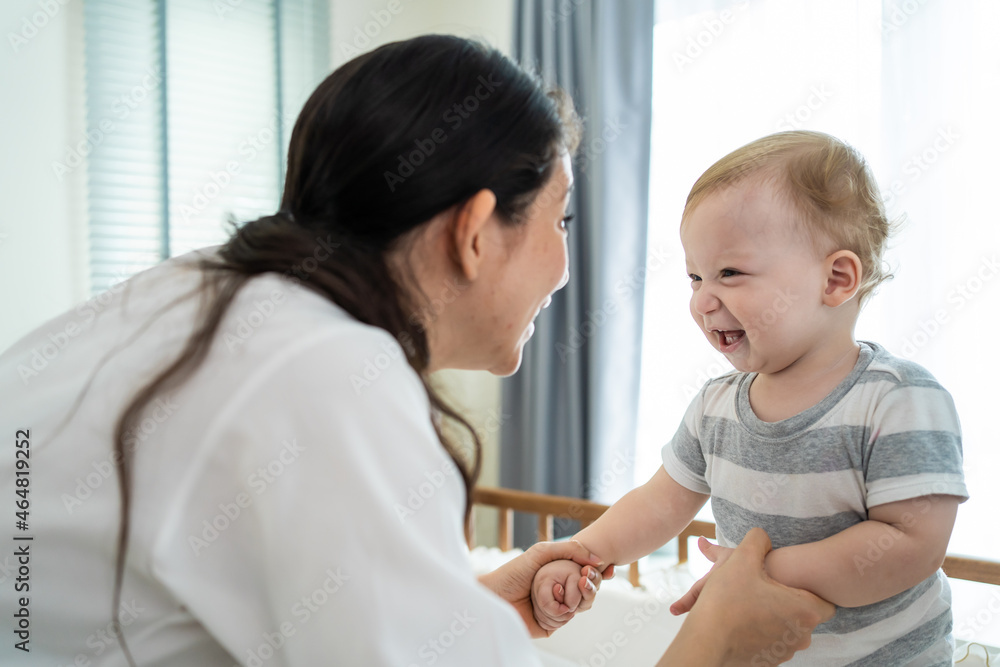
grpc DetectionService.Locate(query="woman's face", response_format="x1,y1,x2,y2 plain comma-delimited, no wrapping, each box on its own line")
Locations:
478,151,573,376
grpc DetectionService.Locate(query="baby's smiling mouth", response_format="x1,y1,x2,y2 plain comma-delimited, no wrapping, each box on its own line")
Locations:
712,329,746,351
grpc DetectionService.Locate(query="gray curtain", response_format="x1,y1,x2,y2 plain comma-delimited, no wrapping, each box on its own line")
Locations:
501,0,655,544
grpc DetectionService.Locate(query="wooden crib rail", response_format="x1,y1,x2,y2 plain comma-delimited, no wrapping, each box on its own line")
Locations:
471,487,716,587
943,555,1000,586
471,487,1000,589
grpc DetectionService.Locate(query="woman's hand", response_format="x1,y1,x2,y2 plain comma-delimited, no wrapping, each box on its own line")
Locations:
669,536,735,615
478,540,615,638
658,528,835,666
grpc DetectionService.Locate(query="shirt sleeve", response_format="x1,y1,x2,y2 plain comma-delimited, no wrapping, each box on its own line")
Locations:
150,326,542,666
865,381,969,509
661,388,711,495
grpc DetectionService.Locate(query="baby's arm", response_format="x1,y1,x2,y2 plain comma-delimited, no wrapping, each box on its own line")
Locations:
574,466,709,567
764,494,960,608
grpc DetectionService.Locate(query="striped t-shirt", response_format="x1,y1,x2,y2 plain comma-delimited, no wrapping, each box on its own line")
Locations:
662,341,969,666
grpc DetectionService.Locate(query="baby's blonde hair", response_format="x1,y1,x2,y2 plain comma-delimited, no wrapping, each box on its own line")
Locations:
683,130,894,306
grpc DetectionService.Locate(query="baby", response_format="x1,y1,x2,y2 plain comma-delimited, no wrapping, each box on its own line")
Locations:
533,131,968,665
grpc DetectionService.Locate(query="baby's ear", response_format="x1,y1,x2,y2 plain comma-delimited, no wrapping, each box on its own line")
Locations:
823,250,862,307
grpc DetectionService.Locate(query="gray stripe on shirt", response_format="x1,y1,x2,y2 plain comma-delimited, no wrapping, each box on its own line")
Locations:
844,608,952,666
712,496,863,550
700,417,869,474
866,431,964,481
816,573,939,635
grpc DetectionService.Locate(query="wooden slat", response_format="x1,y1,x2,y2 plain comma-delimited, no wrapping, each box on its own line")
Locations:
628,562,641,587
677,520,716,564
538,514,554,543
944,556,1000,586
473,487,611,523
498,508,513,551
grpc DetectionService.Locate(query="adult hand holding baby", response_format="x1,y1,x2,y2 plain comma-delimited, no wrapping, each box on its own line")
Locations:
479,539,614,638
660,528,835,666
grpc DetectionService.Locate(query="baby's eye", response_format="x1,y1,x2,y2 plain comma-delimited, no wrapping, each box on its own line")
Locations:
720,269,741,278
688,273,702,283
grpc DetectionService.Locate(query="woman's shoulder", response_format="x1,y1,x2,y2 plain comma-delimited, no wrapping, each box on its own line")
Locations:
220,269,416,393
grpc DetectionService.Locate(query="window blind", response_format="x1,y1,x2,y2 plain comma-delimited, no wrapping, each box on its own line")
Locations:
83,0,329,295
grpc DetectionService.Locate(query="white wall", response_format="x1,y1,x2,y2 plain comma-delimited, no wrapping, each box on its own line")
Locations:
329,0,513,69
0,0,89,351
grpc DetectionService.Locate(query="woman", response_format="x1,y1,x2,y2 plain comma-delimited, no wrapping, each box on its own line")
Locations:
0,35,831,665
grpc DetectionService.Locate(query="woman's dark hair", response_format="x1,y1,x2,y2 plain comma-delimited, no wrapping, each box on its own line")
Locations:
109,34,581,664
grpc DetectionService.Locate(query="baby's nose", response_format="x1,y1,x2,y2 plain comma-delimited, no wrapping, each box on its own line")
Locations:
691,287,720,315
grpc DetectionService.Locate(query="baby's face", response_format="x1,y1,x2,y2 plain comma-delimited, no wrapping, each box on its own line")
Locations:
680,178,832,375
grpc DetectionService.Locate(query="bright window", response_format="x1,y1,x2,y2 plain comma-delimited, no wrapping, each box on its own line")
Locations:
82,0,329,294
638,0,1000,577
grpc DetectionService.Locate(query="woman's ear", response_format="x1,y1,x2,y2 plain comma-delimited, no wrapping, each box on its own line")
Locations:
823,250,863,307
450,189,497,281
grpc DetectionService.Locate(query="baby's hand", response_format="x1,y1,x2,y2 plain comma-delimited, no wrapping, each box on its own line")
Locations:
530,558,600,634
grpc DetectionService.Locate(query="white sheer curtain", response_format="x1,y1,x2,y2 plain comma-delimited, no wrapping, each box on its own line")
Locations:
637,0,1000,566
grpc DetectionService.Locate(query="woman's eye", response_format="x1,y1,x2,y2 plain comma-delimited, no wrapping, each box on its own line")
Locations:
560,214,574,231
